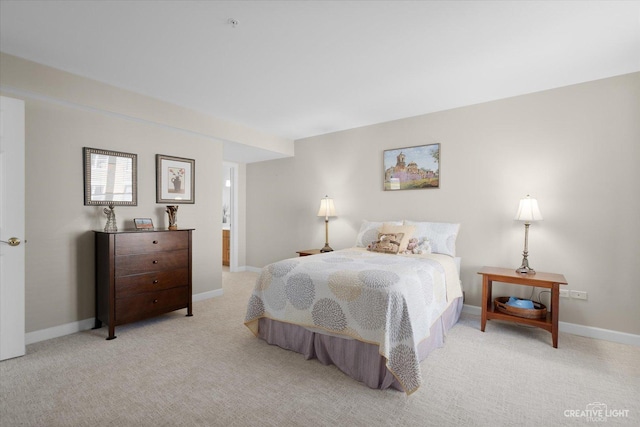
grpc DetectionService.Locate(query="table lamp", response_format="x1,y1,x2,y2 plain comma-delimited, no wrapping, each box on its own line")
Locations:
514,195,543,274
317,195,336,252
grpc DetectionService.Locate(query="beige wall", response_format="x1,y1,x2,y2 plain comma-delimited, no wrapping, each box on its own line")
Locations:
247,72,640,335
18,98,222,333
0,53,284,334
0,53,294,158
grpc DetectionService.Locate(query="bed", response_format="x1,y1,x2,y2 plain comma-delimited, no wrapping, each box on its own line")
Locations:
244,220,463,395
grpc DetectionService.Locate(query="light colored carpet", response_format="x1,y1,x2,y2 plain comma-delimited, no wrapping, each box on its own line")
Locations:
1,270,638,426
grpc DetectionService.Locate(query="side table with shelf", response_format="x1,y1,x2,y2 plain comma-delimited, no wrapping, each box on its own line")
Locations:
477,266,568,348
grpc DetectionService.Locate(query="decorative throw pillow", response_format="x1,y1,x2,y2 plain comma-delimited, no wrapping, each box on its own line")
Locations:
401,237,432,255
354,220,402,248
368,232,405,254
380,224,416,252
403,220,460,257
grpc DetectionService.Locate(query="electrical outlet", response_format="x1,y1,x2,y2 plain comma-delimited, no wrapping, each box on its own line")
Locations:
570,290,588,300
559,289,569,298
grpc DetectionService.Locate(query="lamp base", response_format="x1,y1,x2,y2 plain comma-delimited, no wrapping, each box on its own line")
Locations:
516,256,535,275
517,223,536,274
516,265,536,275
320,244,333,253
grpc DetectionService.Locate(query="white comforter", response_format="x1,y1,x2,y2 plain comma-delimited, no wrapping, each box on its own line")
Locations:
245,248,462,393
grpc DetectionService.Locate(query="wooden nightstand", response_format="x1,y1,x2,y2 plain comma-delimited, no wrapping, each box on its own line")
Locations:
296,249,322,257
477,266,568,348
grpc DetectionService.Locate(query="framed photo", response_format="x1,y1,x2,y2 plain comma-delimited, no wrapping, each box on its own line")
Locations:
156,154,195,204
134,218,154,230
383,143,440,190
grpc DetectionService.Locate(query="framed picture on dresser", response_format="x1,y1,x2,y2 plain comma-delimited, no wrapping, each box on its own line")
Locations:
133,218,154,230
156,154,195,204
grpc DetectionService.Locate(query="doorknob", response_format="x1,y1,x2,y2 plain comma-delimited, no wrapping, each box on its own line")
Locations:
0,237,21,246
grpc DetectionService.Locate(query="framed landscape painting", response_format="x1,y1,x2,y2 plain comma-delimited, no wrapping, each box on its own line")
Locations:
383,143,440,190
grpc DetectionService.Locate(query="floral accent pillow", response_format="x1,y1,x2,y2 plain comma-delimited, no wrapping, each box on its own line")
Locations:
368,232,405,254
354,220,402,248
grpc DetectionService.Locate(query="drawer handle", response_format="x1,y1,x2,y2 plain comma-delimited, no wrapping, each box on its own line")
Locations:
153,299,158,303
152,260,158,264
153,280,159,284
153,240,158,244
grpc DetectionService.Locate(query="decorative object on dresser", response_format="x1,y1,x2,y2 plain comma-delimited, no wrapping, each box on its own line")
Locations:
166,205,179,230
103,203,117,232
83,147,137,206
134,218,154,230
317,195,336,252
514,194,543,274
156,154,195,204
94,228,194,340
383,143,440,190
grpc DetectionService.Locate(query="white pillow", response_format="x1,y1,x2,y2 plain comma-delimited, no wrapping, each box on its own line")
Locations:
403,220,460,257
354,220,402,248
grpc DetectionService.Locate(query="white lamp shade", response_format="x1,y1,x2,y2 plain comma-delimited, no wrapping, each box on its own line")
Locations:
317,197,336,217
514,195,543,222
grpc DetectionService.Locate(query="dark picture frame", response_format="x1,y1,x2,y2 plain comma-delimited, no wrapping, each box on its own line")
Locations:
156,154,195,204
83,147,137,206
383,143,440,190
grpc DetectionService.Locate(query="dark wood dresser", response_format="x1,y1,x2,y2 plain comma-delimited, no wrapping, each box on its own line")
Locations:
94,228,194,340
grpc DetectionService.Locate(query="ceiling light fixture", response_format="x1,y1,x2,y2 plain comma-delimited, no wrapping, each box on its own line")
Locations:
228,18,239,28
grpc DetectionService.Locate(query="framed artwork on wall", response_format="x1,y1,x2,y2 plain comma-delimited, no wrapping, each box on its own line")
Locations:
156,154,195,203
83,147,137,206
383,143,440,190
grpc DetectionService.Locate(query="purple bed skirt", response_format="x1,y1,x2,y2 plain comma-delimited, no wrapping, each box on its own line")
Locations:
257,296,463,392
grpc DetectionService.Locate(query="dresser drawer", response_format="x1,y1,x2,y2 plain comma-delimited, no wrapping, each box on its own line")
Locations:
116,249,188,276
115,231,189,255
115,268,189,298
115,286,189,325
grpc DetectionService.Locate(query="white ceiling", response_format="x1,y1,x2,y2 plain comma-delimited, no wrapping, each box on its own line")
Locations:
1,1,639,150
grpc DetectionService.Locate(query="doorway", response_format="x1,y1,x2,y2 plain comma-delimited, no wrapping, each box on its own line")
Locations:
223,162,238,271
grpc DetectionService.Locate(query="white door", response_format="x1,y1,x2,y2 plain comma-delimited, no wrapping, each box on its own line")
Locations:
0,96,26,361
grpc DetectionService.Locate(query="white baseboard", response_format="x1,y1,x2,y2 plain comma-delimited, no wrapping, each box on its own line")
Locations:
25,289,224,345
27,299,638,347
558,321,640,347
26,318,96,345
462,304,639,347
244,266,262,273
193,288,224,302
